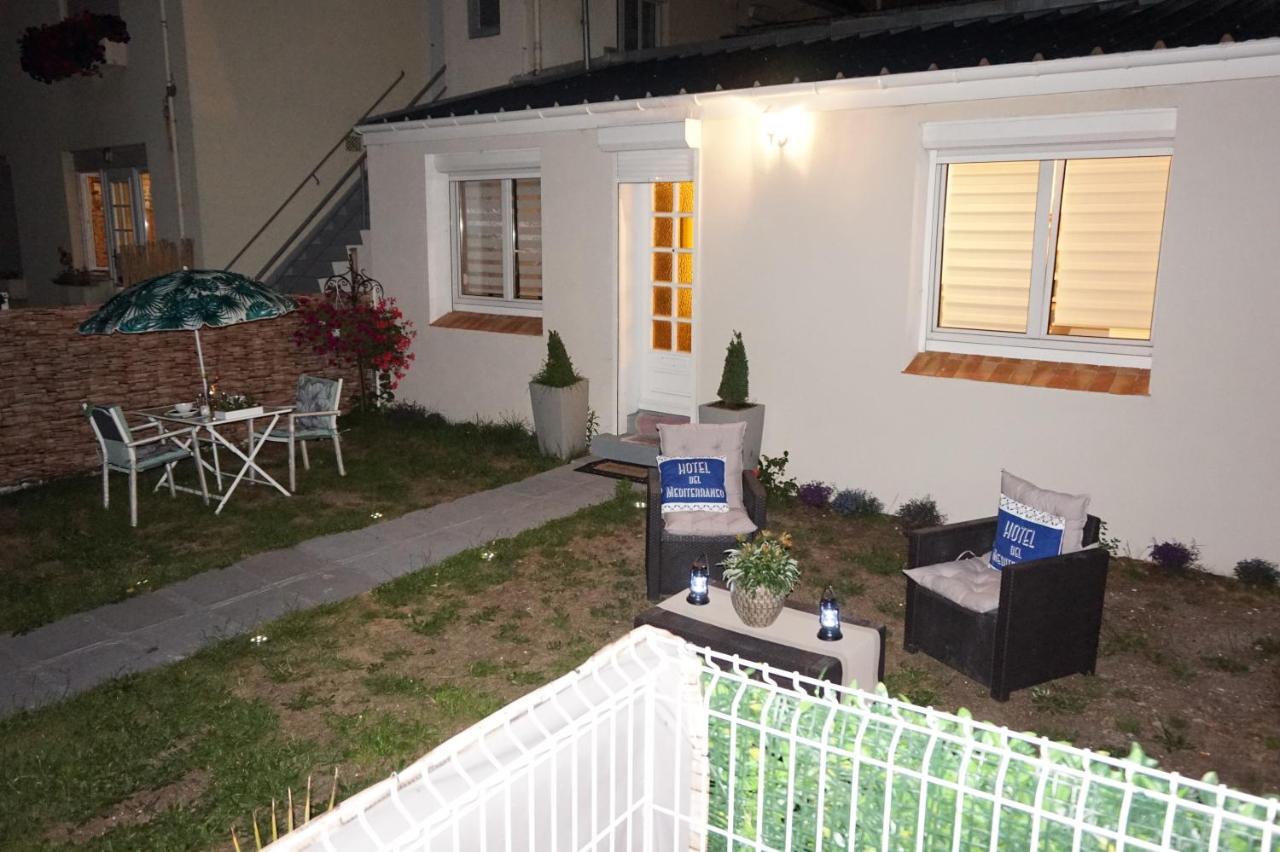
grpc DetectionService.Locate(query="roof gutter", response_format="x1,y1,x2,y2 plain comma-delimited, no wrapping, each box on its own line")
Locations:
358,37,1280,144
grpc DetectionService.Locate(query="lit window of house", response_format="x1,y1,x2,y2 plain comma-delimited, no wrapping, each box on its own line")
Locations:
923,111,1175,366
451,177,542,311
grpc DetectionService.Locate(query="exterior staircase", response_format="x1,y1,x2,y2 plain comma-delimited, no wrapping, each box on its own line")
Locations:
589,410,690,466
268,178,370,293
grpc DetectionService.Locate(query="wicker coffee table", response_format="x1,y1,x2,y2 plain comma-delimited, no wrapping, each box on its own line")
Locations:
635,584,885,693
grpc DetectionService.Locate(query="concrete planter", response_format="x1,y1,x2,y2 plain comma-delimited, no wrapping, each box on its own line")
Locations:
529,379,589,460
730,584,788,628
698,402,765,470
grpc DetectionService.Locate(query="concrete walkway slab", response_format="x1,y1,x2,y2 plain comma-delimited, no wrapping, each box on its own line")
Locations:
0,460,623,717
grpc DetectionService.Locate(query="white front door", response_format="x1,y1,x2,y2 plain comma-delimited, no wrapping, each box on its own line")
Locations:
631,179,695,417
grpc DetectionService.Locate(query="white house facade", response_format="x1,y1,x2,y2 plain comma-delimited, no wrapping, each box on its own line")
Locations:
358,0,1280,572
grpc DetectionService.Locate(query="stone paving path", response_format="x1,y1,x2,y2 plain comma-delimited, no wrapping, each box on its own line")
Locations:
0,462,620,718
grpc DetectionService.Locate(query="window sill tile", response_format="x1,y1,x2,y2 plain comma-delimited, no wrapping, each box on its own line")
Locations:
430,311,542,336
903,352,1149,396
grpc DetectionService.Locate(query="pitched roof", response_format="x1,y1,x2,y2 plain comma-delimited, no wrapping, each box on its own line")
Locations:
370,0,1280,125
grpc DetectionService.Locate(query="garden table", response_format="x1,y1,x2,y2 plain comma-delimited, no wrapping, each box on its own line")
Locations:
635,583,885,693
132,405,293,514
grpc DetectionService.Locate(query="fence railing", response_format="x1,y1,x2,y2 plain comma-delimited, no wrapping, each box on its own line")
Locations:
118,238,193,286
262,628,1280,851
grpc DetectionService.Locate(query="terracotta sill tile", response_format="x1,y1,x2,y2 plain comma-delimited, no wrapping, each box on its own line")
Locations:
430,311,542,336
903,352,1149,397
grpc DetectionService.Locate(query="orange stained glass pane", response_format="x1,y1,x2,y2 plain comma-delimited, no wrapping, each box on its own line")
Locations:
677,287,692,319
653,216,673,248
652,286,672,316
652,320,672,350
652,252,672,282
677,252,693,284
653,182,673,212
679,217,694,249
678,181,694,213
676,322,692,353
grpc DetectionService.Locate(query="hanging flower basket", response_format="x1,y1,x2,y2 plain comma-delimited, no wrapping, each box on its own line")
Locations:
18,12,130,84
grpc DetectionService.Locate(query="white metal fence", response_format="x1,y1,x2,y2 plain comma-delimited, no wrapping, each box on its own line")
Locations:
270,627,1279,851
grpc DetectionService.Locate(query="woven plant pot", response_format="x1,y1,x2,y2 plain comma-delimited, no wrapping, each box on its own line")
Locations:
730,584,788,628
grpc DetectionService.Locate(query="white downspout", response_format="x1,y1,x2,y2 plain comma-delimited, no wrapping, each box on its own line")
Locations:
532,0,543,73
159,0,187,240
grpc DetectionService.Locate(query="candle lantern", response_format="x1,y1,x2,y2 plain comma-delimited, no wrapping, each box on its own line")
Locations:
817,585,843,641
687,556,710,606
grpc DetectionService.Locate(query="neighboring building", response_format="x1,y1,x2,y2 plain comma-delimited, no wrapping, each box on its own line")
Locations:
0,0,431,306
357,0,1280,571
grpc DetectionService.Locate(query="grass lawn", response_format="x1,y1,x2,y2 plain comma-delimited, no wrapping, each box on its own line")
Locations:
0,408,558,635
0,485,1275,850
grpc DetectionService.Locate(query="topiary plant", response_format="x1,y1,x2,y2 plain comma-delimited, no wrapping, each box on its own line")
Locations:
532,330,581,388
1149,540,1199,574
895,496,945,535
832,488,883,518
715,330,749,407
1234,558,1279,588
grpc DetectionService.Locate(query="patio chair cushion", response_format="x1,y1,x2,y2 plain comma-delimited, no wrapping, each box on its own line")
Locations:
990,470,1091,571
256,427,334,441
656,455,729,513
657,422,747,511
133,443,192,471
905,553,1000,613
662,507,758,538
295,375,340,431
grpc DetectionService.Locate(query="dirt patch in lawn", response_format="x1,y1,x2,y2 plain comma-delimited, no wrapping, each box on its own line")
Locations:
44,767,211,846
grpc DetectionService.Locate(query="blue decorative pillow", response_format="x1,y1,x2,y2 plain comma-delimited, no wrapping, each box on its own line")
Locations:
657,456,729,513
991,495,1066,570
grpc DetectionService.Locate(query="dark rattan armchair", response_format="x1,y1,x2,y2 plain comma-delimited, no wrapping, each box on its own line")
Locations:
903,514,1109,701
645,469,767,600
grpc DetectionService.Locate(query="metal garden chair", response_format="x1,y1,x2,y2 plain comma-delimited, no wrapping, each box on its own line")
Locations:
84,403,209,527
254,375,346,492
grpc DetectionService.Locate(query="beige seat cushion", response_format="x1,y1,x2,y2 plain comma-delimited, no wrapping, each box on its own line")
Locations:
657,422,747,511
904,553,1000,614
663,508,758,538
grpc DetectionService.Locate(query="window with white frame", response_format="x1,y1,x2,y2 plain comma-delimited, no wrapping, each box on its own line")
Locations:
923,111,1175,365
451,176,542,312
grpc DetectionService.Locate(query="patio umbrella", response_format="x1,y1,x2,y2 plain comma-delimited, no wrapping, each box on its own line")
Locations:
77,269,297,401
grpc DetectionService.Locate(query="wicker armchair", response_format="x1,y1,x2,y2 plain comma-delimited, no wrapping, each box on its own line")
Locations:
903,514,1109,701
645,469,766,600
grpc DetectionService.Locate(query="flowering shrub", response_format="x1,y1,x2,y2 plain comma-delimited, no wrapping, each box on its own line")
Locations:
721,531,799,595
1149,540,1199,574
797,481,833,509
19,12,130,84
831,488,883,518
895,496,945,534
292,296,416,408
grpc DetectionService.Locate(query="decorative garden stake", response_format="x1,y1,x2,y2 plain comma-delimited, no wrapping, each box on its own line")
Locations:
687,557,710,606
817,585,843,641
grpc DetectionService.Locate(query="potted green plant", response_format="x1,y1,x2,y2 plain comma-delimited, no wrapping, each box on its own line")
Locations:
721,530,800,628
529,330,589,459
699,331,765,469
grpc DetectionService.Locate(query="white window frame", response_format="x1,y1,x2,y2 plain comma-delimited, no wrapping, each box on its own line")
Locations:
448,168,541,316
919,110,1176,368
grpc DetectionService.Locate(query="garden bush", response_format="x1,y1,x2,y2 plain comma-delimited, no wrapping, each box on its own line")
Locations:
1149,540,1199,574
1234,558,1279,588
895,496,945,534
797,481,833,509
831,488,883,518
757,451,797,499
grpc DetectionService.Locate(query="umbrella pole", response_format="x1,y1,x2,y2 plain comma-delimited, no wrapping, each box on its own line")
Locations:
194,328,210,402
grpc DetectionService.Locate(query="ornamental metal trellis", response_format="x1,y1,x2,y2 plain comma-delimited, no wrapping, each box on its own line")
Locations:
264,628,1280,852
322,249,384,307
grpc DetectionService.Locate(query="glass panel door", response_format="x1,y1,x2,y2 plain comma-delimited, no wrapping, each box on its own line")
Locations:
650,180,694,353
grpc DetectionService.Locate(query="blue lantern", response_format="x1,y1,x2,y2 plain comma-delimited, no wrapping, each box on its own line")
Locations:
687,557,710,606
817,585,843,640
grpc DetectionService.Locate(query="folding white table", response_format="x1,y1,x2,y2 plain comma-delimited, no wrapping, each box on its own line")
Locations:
133,405,293,514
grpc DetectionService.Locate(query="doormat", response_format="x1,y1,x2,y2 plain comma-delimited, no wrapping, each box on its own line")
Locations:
576,459,652,484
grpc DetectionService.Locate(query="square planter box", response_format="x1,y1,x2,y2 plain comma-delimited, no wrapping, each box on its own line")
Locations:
698,402,765,471
530,380,589,460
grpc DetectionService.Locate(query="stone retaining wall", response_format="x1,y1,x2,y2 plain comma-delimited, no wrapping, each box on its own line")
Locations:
0,302,355,488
